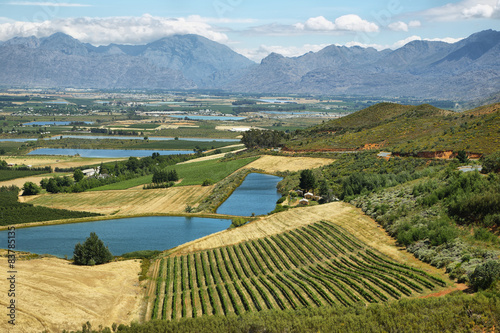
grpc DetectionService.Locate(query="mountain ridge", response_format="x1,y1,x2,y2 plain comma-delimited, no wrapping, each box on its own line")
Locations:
0,30,498,100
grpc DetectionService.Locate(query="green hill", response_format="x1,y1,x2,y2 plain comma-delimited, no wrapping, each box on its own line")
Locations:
286,102,500,154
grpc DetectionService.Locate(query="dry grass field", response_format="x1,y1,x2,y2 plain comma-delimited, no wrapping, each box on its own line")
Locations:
0,173,67,190
245,155,333,173
0,254,142,333
2,155,126,169
23,185,213,216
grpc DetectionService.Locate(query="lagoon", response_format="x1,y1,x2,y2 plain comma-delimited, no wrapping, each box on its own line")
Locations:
28,148,193,158
216,173,282,216
0,216,230,258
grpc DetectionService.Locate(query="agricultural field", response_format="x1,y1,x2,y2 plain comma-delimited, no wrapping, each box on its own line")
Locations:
147,220,446,321
245,155,334,173
0,253,142,333
23,186,214,216
89,156,258,190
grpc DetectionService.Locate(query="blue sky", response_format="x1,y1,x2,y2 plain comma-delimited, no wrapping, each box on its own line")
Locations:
0,0,499,61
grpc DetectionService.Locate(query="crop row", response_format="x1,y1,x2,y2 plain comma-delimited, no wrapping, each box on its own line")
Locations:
149,221,442,320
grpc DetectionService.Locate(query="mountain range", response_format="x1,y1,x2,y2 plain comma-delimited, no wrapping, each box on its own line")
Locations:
0,30,499,101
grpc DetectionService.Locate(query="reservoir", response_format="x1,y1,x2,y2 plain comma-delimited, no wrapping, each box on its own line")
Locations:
216,173,282,216
169,115,246,121
0,216,231,258
28,148,193,158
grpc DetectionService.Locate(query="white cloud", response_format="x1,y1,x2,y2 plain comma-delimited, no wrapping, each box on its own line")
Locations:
236,43,330,62
295,15,379,33
186,15,257,24
421,0,500,21
7,1,91,7
388,21,408,32
388,20,421,32
0,14,229,45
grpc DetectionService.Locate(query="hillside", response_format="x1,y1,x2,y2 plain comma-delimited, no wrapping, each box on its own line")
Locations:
285,102,500,154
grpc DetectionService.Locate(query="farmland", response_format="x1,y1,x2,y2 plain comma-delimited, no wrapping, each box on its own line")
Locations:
23,186,214,216
146,220,445,320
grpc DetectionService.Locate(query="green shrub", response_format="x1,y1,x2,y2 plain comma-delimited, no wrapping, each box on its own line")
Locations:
469,260,500,291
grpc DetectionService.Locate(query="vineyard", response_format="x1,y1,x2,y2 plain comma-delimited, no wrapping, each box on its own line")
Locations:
148,221,446,320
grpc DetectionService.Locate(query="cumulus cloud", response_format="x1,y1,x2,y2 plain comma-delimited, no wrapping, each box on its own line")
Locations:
0,14,229,45
421,0,500,21
388,21,409,31
388,20,421,32
295,15,379,33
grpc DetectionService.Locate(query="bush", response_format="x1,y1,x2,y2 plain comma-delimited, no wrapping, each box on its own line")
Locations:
73,232,113,266
202,179,214,186
469,260,500,291
230,217,247,228
22,181,41,196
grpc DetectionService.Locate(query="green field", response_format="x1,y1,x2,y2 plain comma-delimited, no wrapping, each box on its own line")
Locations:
149,221,445,320
89,156,259,191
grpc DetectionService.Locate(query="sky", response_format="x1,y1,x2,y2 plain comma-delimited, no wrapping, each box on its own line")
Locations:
0,0,499,61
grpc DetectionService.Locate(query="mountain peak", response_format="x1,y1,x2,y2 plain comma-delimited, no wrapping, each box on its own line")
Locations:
39,32,89,55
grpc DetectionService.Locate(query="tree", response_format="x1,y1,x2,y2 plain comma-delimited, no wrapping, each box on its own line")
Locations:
73,169,85,182
22,182,41,196
73,232,113,266
482,152,500,173
299,169,317,191
456,150,469,163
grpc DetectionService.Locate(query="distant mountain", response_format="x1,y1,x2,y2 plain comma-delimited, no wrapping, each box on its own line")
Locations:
0,33,253,89
230,30,500,100
0,30,498,100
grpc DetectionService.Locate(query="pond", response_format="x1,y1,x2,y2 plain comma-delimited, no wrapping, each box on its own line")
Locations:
216,173,282,216
44,135,239,142
0,216,230,258
28,148,193,158
169,115,246,121
0,138,37,142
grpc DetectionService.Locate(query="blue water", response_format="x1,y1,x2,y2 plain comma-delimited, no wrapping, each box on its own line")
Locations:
260,111,315,115
43,100,69,104
23,121,93,126
217,173,282,216
28,148,192,158
169,115,246,121
0,216,230,258
258,99,296,104
44,135,239,142
0,138,38,142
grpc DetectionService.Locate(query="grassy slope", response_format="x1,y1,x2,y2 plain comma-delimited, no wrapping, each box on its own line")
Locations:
90,156,259,190
286,103,500,154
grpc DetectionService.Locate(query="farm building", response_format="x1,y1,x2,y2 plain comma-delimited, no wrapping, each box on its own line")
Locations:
299,198,309,205
304,192,314,199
